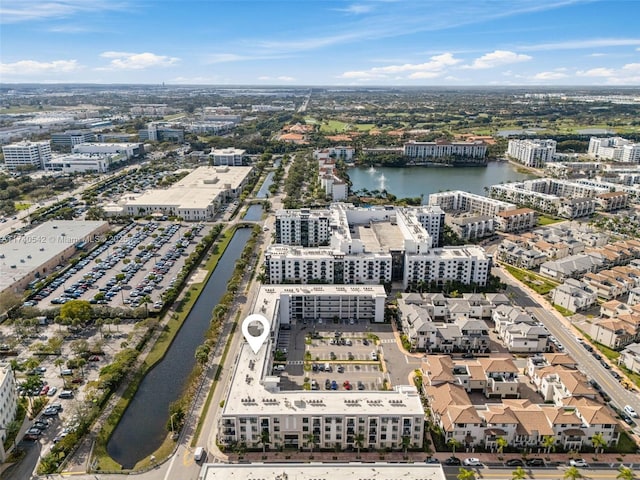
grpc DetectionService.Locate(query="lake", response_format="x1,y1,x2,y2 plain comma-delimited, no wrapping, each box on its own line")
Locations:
347,161,535,203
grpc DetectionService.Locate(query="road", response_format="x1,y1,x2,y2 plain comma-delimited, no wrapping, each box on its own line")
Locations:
494,265,640,435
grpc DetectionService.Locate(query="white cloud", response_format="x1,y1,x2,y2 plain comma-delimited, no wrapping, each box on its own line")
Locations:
336,4,374,14
588,53,607,57
340,52,461,80
520,38,640,52
0,59,80,75
533,71,568,80
576,67,616,77
466,50,532,69
0,0,128,23
98,51,179,70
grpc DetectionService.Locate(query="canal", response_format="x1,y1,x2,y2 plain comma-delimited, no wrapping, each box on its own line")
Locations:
348,161,535,202
106,227,253,469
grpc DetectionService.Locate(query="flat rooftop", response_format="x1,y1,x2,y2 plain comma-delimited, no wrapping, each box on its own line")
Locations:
125,166,252,210
222,284,421,417
199,463,447,480
0,220,108,292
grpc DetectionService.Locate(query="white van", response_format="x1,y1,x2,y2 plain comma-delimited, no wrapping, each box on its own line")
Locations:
194,446,206,462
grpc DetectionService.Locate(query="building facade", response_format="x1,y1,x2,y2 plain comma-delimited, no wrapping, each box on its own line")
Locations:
404,140,487,160
507,139,557,168
210,148,246,166
1,140,52,170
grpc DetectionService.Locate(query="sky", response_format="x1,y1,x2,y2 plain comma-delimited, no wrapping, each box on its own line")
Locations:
1,0,639,86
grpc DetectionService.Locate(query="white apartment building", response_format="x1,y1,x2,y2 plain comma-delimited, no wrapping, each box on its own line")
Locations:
210,147,245,166
72,142,144,160
275,208,332,247
494,208,538,233
589,137,640,162
313,147,355,162
266,203,488,289
428,190,516,217
404,140,487,160
0,365,18,461
507,139,557,168
551,279,598,313
217,286,424,452
1,140,52,170
492,305,549,353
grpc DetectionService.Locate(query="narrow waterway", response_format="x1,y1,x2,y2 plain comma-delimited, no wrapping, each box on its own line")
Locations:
106,227,253,469
243,204,264,221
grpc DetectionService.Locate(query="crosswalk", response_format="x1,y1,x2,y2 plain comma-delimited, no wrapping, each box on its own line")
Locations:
380,338,396,344
287,360,304,365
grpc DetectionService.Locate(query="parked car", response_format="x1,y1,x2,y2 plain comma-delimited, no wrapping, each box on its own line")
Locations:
569,459,589,468
463,458,482,466
444,457,461,466
505,459,524,467
525,458,545,467
624,405,638,418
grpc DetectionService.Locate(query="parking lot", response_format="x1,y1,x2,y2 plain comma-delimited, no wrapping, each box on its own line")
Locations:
27,221,212,311
272,320,416,393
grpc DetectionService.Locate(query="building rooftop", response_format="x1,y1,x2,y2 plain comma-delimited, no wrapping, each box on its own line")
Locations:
125,166,252,210
0,220,108,293
200,463,447,480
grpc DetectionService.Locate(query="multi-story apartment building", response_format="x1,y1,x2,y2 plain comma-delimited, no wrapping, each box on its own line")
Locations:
589,137,640,162
595,191,629,211
313,147,355,162
551,279,598,313
446,215,494,240
217,286,423,452
494,208,537,233
274,208,332,247
0,365,18,462
50,129,95,149
492,305,549,353
268,203,484,289
507,139,557,168
429,190,516,217
403,140,487,161
1,140,52,170
210,147,245,166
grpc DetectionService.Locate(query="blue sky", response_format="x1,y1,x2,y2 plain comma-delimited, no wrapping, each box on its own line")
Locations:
1,0,639,85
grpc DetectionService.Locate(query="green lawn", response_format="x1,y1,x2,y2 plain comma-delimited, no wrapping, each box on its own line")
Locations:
538,215,563,226
352,123,376,131
15,202,31,211
503,264,559,295
320,120,349,133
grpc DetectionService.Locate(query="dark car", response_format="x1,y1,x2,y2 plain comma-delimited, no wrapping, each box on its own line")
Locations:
445,457,461,466
424,457,440,464
505,459,524,467
622,415,635,426
462,353,475,359
526,458,545,467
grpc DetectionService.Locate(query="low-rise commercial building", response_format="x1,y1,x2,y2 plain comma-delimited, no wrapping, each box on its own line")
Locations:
210,147,246,166
72,142,144,160
0,220,109,295
50,129,95,149
124,166,253,221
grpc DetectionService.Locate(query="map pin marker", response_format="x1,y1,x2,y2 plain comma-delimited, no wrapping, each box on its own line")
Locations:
242,314,270,354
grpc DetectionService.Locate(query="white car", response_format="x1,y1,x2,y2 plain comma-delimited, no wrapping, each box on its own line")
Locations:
569,459,589,468
463,458,482,466
624,405,638,418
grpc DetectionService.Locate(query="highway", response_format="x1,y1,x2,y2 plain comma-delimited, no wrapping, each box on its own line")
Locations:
494,265,640,436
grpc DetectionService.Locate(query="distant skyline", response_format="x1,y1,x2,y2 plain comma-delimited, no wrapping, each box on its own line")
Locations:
1,0,639,86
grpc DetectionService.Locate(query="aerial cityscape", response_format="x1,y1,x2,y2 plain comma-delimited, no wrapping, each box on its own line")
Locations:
1,2,640,480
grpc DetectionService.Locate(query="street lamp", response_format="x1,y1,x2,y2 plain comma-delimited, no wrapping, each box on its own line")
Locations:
170,412,180,440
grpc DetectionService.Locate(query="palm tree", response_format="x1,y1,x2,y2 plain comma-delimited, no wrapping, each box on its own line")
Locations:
354,433,365,456
401,435,411,454
564,466,584,480
591,432,606,455
304,433,318,453
512,466,527,480
448,437,462,456
617,466,635,480
259,429,270,453
542,435,556,455
496,436,508,456
457,467,476,480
